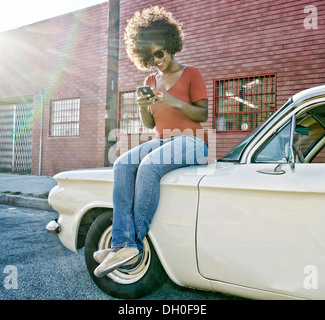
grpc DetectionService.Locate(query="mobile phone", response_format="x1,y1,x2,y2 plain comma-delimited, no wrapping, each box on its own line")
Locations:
138,86,155,99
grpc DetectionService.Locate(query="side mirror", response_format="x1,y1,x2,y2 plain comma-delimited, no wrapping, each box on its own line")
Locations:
257,158,287,175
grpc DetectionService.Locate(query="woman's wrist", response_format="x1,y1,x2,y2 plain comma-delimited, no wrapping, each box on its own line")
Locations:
139,105,155,128
139,105,151,115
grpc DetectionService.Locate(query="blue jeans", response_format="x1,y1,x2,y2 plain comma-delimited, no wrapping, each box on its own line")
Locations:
111,135,208,253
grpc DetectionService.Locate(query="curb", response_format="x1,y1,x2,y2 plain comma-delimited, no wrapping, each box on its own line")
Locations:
0,193,55,212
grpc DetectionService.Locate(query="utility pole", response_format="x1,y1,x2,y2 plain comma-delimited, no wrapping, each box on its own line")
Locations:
105,0,120,166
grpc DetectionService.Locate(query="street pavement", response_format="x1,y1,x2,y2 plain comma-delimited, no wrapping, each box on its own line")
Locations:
0,204,238,300
0,173,57,211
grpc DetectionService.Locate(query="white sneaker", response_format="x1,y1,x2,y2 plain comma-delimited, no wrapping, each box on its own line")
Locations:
93,248,111,264
94,247,139,278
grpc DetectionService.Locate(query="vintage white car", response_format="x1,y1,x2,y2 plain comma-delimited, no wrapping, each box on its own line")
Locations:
47,85,325,300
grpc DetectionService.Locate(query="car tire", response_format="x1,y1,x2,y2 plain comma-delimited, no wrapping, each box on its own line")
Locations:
84,210,168,299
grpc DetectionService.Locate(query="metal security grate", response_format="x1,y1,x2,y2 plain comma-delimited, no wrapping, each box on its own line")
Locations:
13,103,33,172
214,74,276,133
0,105,15,171
49,98,80,136
118,90,155,133
0,103,33,172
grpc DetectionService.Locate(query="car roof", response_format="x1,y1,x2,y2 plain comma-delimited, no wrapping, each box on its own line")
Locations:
292,85,325,103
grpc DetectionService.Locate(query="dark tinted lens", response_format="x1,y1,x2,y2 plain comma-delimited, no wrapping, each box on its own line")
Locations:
153,50,164,59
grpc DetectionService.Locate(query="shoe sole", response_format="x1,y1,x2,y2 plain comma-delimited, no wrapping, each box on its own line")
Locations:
119,253,142,270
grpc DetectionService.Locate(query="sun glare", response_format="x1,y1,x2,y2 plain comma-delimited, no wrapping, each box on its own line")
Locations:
0,0,107,33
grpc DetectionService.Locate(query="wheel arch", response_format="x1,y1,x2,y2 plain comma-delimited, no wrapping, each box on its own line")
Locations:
77,206,113,250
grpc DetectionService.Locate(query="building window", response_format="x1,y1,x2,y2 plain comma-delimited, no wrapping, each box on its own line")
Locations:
49,98,80,136
118,90,155,133
214,74,276,133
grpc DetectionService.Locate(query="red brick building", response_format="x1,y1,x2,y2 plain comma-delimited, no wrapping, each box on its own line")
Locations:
0,1,324,175
118,0,325,160
0,3,111,176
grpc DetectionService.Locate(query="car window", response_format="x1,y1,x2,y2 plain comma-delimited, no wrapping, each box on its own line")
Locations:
311,146,325,163
253,104,325,164
253,121,291,163
221,98,294,162
293,105,325,163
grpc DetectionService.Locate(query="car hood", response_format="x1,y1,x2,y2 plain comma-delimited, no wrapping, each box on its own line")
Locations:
52,163,222,187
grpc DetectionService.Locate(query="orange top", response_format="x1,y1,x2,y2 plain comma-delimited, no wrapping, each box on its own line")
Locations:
144,66,208,144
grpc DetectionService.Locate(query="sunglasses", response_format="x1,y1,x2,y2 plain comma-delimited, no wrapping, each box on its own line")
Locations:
146,49,165,63
153,49,165,59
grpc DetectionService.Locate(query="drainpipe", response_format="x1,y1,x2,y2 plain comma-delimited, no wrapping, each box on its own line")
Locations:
39,88,44,175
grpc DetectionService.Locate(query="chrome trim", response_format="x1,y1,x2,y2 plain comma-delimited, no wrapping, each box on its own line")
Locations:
46,219,61,234
288,114,296,172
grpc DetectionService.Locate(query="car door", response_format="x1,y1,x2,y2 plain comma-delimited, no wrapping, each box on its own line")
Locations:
197,104,325,299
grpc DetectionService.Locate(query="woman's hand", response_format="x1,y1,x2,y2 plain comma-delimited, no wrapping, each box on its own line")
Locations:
136,88,154,110
148,89,175,107
150,88,208,123
136,88,156,129
137,87,208,123
137,88,169,108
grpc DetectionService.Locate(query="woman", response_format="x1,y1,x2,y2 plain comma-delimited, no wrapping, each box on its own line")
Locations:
94,6,208,277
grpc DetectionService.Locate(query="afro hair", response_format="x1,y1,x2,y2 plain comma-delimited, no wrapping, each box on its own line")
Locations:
124,6,184,71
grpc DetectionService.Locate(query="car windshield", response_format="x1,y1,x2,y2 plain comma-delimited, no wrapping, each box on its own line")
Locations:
218,126,261,162
219,98,293,162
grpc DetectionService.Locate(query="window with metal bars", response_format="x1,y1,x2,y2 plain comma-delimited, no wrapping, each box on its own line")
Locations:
49,98,80,136
214,74,276,133
118,90,155,133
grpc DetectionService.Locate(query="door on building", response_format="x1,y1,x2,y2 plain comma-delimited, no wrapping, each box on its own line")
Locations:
0,103,33,172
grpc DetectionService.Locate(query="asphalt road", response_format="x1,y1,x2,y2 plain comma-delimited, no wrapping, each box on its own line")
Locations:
0,204,240,301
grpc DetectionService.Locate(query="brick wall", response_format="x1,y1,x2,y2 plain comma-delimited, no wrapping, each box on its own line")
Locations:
0,3,108,175
118,0,325,159
1,1,324,175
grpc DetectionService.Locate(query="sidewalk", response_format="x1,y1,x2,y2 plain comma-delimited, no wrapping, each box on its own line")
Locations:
0,173,57,211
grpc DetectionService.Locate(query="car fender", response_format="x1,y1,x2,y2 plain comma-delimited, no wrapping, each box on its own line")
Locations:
147,165,215,290
57,201,113,253
49,168,115,252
